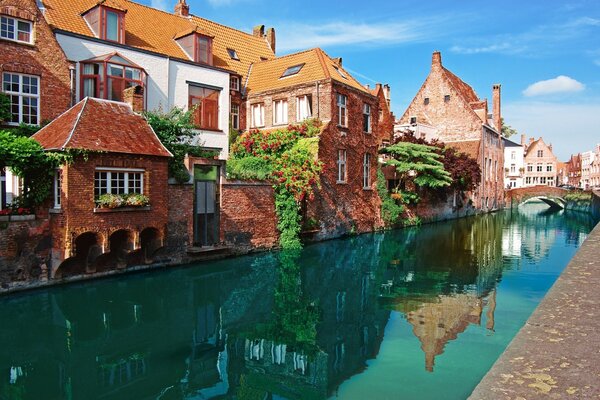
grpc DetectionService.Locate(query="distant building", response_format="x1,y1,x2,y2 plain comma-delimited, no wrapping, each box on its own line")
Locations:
522,136,558,187
395,51,504,211
565,154,582,188
503,138,524,189
590,144,600,188
581,150,596,189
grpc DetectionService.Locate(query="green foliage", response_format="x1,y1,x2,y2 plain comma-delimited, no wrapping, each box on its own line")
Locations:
376,168,404,226
0,93,11,123
403,216,422,226
144,107,218,183
501,118,518,138
565,191,592,204
95,193,150,208
11,123,41,137
229,120,323,249
0,130,69,208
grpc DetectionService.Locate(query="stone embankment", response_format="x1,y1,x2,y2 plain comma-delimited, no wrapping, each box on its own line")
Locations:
469,219,600,399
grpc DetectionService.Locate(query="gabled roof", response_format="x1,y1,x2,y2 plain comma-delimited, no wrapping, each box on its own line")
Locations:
446,140,481,160
246,48,369,95
502,137,522,147
41,0,275,78
442,68,479,104
33,98,172,157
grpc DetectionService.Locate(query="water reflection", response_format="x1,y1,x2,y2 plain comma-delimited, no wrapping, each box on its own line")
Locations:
0,204,595,400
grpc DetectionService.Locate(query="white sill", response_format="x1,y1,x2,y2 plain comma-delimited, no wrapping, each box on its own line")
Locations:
336,181,348,185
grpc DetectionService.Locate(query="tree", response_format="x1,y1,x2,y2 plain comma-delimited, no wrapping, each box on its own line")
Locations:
501,118,518,138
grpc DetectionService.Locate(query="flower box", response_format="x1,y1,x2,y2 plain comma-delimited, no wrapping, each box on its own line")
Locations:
94,206,152,213
9,214,35,222
0,216,8,222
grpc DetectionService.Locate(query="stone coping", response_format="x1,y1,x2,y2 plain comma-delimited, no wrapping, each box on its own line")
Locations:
469,222,600,399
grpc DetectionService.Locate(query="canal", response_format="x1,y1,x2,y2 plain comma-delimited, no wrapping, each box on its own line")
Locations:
0,203,596,400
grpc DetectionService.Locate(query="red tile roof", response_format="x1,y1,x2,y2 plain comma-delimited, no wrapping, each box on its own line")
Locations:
33,98,172,157
442,67,480,104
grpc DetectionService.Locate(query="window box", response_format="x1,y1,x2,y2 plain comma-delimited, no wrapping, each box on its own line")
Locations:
95,193,149,209
8,214,35,222
0,215,8,222
94,206,151,213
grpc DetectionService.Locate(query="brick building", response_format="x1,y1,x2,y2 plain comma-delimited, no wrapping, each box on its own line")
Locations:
565,154,582,188
244,48,390,236
522,136,558,187
395,51,505,211
32,97,172,278
0,0,73,210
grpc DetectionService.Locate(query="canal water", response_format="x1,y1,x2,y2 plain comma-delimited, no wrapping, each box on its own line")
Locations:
0,203,596,400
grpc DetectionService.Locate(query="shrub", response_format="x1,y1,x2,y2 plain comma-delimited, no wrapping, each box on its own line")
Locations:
96,193,149,208
377,168,403,226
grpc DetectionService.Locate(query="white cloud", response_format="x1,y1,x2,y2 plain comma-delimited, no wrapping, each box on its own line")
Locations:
450,43,516,55
276,18,450,53
522,76,585,97
206,0,237,6
503,101,600,159
150,0,168,11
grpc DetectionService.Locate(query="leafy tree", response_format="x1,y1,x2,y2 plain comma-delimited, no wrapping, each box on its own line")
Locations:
0,93,11,123
501,118,518,138
144,107,217,183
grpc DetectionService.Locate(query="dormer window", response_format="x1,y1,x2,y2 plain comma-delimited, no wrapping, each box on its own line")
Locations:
83,5,126,44
281,64,304,78
334,65,347,79
1,16,33,44
175,29,213,65
227,48,239,60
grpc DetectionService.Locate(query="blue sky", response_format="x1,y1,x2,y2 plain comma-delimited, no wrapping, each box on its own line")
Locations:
144,0,600,159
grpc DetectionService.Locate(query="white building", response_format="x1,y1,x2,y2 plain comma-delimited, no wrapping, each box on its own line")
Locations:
581,150,595,189
503,138,524,189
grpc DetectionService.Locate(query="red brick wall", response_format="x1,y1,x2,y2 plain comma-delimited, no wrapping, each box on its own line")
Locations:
56,153,169,262
505,186,568,207
220,180,278,250
0,0,72,124
166,182,193,255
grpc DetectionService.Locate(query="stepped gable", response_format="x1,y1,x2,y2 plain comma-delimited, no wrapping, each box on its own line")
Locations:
32,97,172,157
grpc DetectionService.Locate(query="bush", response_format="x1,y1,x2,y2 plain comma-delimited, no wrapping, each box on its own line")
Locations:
96,193,149,208
377,169,404,226
226,156,272,180
565,191,592,204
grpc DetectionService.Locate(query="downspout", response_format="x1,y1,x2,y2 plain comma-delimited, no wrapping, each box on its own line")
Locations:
69,65,75,106
316,82,320,120
481,126,486,210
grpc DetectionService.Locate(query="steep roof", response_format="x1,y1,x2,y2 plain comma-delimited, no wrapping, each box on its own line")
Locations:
40,0,275,78
446,140,481,160
246,48,369,95
442,68,480,104
502,138,522,147
33,98,172,157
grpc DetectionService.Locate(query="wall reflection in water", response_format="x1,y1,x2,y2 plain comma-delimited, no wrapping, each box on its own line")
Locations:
0,203,595,400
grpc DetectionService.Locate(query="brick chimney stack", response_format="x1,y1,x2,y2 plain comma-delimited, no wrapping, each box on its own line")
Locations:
123,85,144,113
521,134,525,146
383,84,391,108
432,51,442,69
253,25,265,38
266,27,276,54
492,84,501,134
174,0,189,17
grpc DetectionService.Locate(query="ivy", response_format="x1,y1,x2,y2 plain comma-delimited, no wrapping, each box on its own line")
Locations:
228,120,323,249
376,168,404,226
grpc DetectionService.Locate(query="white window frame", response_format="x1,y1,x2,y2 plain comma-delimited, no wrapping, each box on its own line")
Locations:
2,72,40,125
230,76,240,91
230,103,239,130
546,165,552,172
94,168,144,197
250,103,264,128
337,94,347,127
337,149,347,183
363,153,372,189
272,99,288,125
363,103,371,133
53,169,62,209
0,16,33,44
296,95,312,121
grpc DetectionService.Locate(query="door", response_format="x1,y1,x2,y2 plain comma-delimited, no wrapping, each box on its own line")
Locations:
194,165,219,247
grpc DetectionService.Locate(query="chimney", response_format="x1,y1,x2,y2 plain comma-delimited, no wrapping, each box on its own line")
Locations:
365,84,370,90
266,27,276,54
492,84,501,134
383,84,391,108
253,24,265,38
123,85,144,113
549,143,553,152
521,134,525,146
432,51,442,69
332,57,342,67
174,0,189,17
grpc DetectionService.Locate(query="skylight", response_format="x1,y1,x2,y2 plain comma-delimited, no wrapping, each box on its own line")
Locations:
227,48,239,60
334,65,347,79
281,63,305,78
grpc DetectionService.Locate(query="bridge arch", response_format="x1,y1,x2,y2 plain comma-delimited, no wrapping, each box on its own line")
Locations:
506,186,568,209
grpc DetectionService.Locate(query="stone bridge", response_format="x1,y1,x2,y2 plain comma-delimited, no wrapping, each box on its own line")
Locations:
505,186,569,209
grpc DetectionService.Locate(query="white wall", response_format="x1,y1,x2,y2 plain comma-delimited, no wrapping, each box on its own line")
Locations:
56,34,230,159
504,145,524,188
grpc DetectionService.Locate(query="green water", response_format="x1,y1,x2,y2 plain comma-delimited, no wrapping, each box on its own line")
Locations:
0,204,596,400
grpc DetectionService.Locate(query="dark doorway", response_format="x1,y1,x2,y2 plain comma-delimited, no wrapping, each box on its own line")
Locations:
194,165,220,247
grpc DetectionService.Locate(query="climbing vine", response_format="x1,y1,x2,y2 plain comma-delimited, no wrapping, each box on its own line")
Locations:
228,120,323,249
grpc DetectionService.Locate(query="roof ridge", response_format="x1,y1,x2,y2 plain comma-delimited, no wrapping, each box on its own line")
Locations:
256,48,317,63
314,48,331,79
189,14,276,46
61,97,89,149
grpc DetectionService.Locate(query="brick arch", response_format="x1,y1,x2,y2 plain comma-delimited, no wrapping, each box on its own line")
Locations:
0,5,38,22
505,186,568,207
1,62,40,76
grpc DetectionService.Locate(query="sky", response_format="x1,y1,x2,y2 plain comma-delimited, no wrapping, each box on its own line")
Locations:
143,0,600,160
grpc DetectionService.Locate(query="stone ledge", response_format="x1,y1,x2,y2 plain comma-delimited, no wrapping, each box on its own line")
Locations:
93,206,152,213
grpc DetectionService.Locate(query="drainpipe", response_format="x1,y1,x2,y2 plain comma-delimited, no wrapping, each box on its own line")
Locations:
316,82,320,120
481,127,486,210
69,65,76,106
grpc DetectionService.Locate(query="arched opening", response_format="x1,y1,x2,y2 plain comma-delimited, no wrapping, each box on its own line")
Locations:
55,232,102,278
140,227,162,262
109,229,135,262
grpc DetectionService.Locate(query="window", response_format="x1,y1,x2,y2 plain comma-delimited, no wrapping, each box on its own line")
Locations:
189,85,219,130
104,10,121,42
511,151,516,160
80,53,146,103
333,65,347,79
363,104,371,133
337,150,347,183
273,99,288,125
1,16,32,44
424,97,429,105
230,76,240,91
444,94,450,102
537,150,543,157
540,176,547,184
510,164,516,173
53,169,62,209
546,165,552,172
526,176,531,185
250,103,264,128
230,103,239,130
537,164,543,172
363,153,372,189
296,95,312,121
227,48,239,60
409,116,417,125
527,164,533,172
83,6,125,43
2,72,39,125
281,63,304,78
337,94,347,127
196,36,212,64
94,169,143,198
